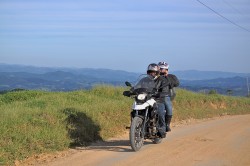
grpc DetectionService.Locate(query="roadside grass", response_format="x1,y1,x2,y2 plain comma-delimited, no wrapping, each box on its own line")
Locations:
0,86,249,165
173,89,250,120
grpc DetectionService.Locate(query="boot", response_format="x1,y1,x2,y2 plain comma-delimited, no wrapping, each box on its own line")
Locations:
157,131,166,138
165,115,172,132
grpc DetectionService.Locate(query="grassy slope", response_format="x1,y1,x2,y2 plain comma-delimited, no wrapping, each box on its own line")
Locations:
173,89,250,120
0,86,250,165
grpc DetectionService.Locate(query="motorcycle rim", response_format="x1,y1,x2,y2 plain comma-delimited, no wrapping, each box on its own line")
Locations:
130,116,144,151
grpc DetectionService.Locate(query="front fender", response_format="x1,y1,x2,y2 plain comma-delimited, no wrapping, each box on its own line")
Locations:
132,99,156,110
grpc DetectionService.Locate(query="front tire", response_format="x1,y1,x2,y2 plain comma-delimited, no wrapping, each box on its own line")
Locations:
130,117,144,151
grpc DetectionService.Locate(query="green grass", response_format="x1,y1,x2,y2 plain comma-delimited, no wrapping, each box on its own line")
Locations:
0,86,249,165
173,89,250,120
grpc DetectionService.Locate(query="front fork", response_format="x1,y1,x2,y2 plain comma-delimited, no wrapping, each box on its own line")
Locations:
131,108,149,137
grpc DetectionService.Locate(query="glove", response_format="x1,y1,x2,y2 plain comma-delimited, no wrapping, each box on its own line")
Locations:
152,92,160,98
123,91,131,97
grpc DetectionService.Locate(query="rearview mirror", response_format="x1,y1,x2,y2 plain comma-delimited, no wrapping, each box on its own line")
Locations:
125,81,132,87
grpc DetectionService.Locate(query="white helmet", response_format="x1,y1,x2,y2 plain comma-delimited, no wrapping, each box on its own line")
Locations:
158,61,169,70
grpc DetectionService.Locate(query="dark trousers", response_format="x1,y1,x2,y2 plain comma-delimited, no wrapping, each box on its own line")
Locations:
156,102,166,134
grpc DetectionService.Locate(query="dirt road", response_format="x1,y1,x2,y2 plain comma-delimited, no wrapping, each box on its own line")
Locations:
41,115,250,166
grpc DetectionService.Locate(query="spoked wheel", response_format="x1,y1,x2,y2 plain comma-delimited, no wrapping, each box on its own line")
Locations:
130,117,144,151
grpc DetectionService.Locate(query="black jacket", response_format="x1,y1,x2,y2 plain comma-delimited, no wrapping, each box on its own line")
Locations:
154,75,171,103
165,74,180,100
166,74,180,88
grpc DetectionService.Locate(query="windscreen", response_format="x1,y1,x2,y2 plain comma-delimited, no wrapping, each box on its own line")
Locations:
133,75,156,93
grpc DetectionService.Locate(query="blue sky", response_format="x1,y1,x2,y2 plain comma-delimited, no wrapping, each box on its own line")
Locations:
0,0,250,73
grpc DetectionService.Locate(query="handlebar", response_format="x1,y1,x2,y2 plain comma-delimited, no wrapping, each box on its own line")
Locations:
123,90,160,99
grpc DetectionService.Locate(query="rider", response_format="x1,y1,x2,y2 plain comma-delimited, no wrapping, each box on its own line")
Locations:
158,61,179,132
147,63,171,138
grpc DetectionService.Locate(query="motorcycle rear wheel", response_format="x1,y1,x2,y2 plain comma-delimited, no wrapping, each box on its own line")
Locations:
130,116,144,151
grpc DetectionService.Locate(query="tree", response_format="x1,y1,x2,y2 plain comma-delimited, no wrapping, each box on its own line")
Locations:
226,89,233,96
208,89,217,95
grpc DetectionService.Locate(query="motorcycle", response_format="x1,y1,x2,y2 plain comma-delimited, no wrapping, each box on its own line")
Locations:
123,75,163,151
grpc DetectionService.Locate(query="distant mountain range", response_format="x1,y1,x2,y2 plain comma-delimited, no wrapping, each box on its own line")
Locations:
181,76,249,96
0,63,140,91
0,63,249,96
174,70,250,80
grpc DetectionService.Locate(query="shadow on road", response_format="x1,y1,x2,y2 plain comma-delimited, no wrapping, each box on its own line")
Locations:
62,107,103,147
75,138,155,153
84,139,133,152
62,107,157,152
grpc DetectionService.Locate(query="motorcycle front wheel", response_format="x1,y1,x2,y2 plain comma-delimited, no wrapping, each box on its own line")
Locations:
130,116,144,151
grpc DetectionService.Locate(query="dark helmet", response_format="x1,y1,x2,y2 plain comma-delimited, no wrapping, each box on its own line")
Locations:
147,63,159,74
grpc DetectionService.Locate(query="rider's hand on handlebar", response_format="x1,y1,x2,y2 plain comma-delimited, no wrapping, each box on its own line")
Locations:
152,92,160,98
123,91,131,97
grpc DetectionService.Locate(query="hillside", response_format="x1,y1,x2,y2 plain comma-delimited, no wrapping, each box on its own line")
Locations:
0,86,250,165
1,64,249,79
0,63,249,96
181,76,249,96
174,70,250,80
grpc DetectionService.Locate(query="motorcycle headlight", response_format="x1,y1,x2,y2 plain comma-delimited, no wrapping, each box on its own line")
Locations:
137,94,147,101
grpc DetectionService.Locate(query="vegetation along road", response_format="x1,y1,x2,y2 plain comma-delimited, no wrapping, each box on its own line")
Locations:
38,114,250,166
